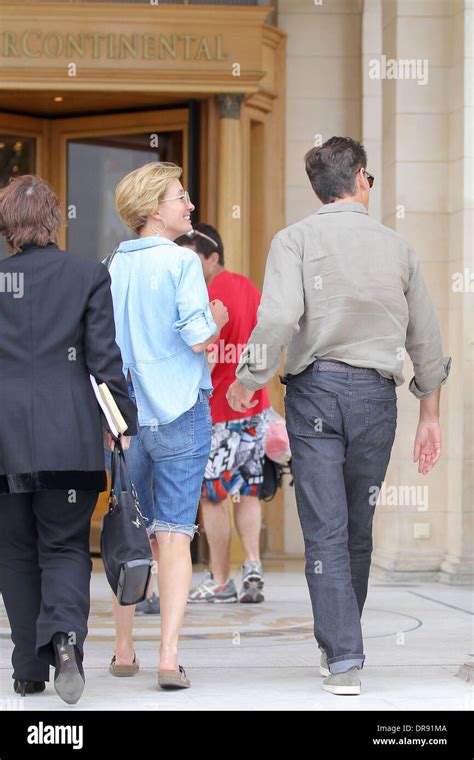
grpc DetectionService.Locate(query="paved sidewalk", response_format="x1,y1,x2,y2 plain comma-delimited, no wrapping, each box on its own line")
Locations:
1,560,472,711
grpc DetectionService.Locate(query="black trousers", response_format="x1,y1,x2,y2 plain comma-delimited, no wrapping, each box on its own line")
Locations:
0,489,98,682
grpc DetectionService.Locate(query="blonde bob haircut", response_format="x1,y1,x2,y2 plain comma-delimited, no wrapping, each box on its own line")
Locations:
115,161,183,233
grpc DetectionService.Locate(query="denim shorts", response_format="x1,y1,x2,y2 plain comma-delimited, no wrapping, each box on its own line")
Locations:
104,382,212,539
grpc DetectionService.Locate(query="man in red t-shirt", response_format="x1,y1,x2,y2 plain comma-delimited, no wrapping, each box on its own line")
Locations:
175,223,270,604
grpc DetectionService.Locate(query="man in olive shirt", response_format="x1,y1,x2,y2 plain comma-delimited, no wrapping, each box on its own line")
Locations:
226,136,451,696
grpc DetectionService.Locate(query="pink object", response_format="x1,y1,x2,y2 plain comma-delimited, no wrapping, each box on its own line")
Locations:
264,415,291,464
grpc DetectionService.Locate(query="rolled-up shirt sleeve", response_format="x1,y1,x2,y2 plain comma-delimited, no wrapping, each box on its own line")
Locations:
236,231,304,391
405,247,452,399
172,250,218,346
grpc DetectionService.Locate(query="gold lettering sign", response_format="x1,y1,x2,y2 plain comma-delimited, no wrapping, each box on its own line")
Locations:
0,31,228,61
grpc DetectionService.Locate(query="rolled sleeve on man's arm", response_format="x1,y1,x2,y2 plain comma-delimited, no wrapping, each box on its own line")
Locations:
408,355,452,399
236,357,264,392
235,231,304,390
235,331,281,391
405,246,452,399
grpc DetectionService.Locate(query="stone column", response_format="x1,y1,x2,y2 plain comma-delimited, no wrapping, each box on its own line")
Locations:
372,0,472,582
362,0,382,222
439,0,473,585
215,93,245,275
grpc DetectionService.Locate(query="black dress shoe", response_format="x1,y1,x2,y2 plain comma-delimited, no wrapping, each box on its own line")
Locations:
13,680,46,697
52,632,85,705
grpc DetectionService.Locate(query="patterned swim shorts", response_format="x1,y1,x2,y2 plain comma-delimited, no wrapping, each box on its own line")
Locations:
201,410,268,503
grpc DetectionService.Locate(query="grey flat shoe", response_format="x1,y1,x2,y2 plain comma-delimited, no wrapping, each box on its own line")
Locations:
109,653,139,677
323,666,361,695
319,650,329,677
158,665,191,690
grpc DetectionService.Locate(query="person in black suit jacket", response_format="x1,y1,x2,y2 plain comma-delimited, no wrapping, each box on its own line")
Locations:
0,175,137,704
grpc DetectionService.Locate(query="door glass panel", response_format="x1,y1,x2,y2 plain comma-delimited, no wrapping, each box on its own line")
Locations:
67,131,183,261
0,136,36,258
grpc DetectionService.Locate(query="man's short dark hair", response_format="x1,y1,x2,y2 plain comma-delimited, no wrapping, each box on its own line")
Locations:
175,222,224,266
304,137,368,205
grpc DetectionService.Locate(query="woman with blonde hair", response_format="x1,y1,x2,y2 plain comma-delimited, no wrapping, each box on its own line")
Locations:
105,162,228,689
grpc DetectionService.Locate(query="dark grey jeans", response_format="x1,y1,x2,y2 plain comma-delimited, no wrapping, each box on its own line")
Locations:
283,359,397,674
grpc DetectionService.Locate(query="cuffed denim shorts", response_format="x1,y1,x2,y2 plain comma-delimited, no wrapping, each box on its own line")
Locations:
104,382,212,539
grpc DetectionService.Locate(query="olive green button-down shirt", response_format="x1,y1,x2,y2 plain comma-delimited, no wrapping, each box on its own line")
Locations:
236,201,451,399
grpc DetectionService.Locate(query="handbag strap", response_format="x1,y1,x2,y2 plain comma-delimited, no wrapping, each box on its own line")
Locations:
110,439,127,494
109,440,149,523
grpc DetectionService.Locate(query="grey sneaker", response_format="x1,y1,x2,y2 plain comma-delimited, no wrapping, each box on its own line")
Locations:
319,650,329,677
188,571,238,604
135,592,160,615
323,667,361,695
239,561,264,603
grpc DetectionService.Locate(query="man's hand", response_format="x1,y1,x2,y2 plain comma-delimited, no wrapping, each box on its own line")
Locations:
414,386,442,474
413,422,441,475
226,379,259,413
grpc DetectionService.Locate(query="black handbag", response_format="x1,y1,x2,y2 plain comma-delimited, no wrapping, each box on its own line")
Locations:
100,439,153,605
260,456,294,502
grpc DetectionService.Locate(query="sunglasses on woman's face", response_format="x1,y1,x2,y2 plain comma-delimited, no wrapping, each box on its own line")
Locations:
363,170,375,189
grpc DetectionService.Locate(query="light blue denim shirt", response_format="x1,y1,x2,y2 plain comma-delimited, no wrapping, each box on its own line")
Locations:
105,234,217,426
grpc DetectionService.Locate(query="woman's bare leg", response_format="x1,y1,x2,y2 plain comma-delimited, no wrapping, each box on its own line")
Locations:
155,531,192,671
111,593,137,666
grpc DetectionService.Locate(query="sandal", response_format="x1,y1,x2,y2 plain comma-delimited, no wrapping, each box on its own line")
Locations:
158,665,191,689
109,653,139,677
